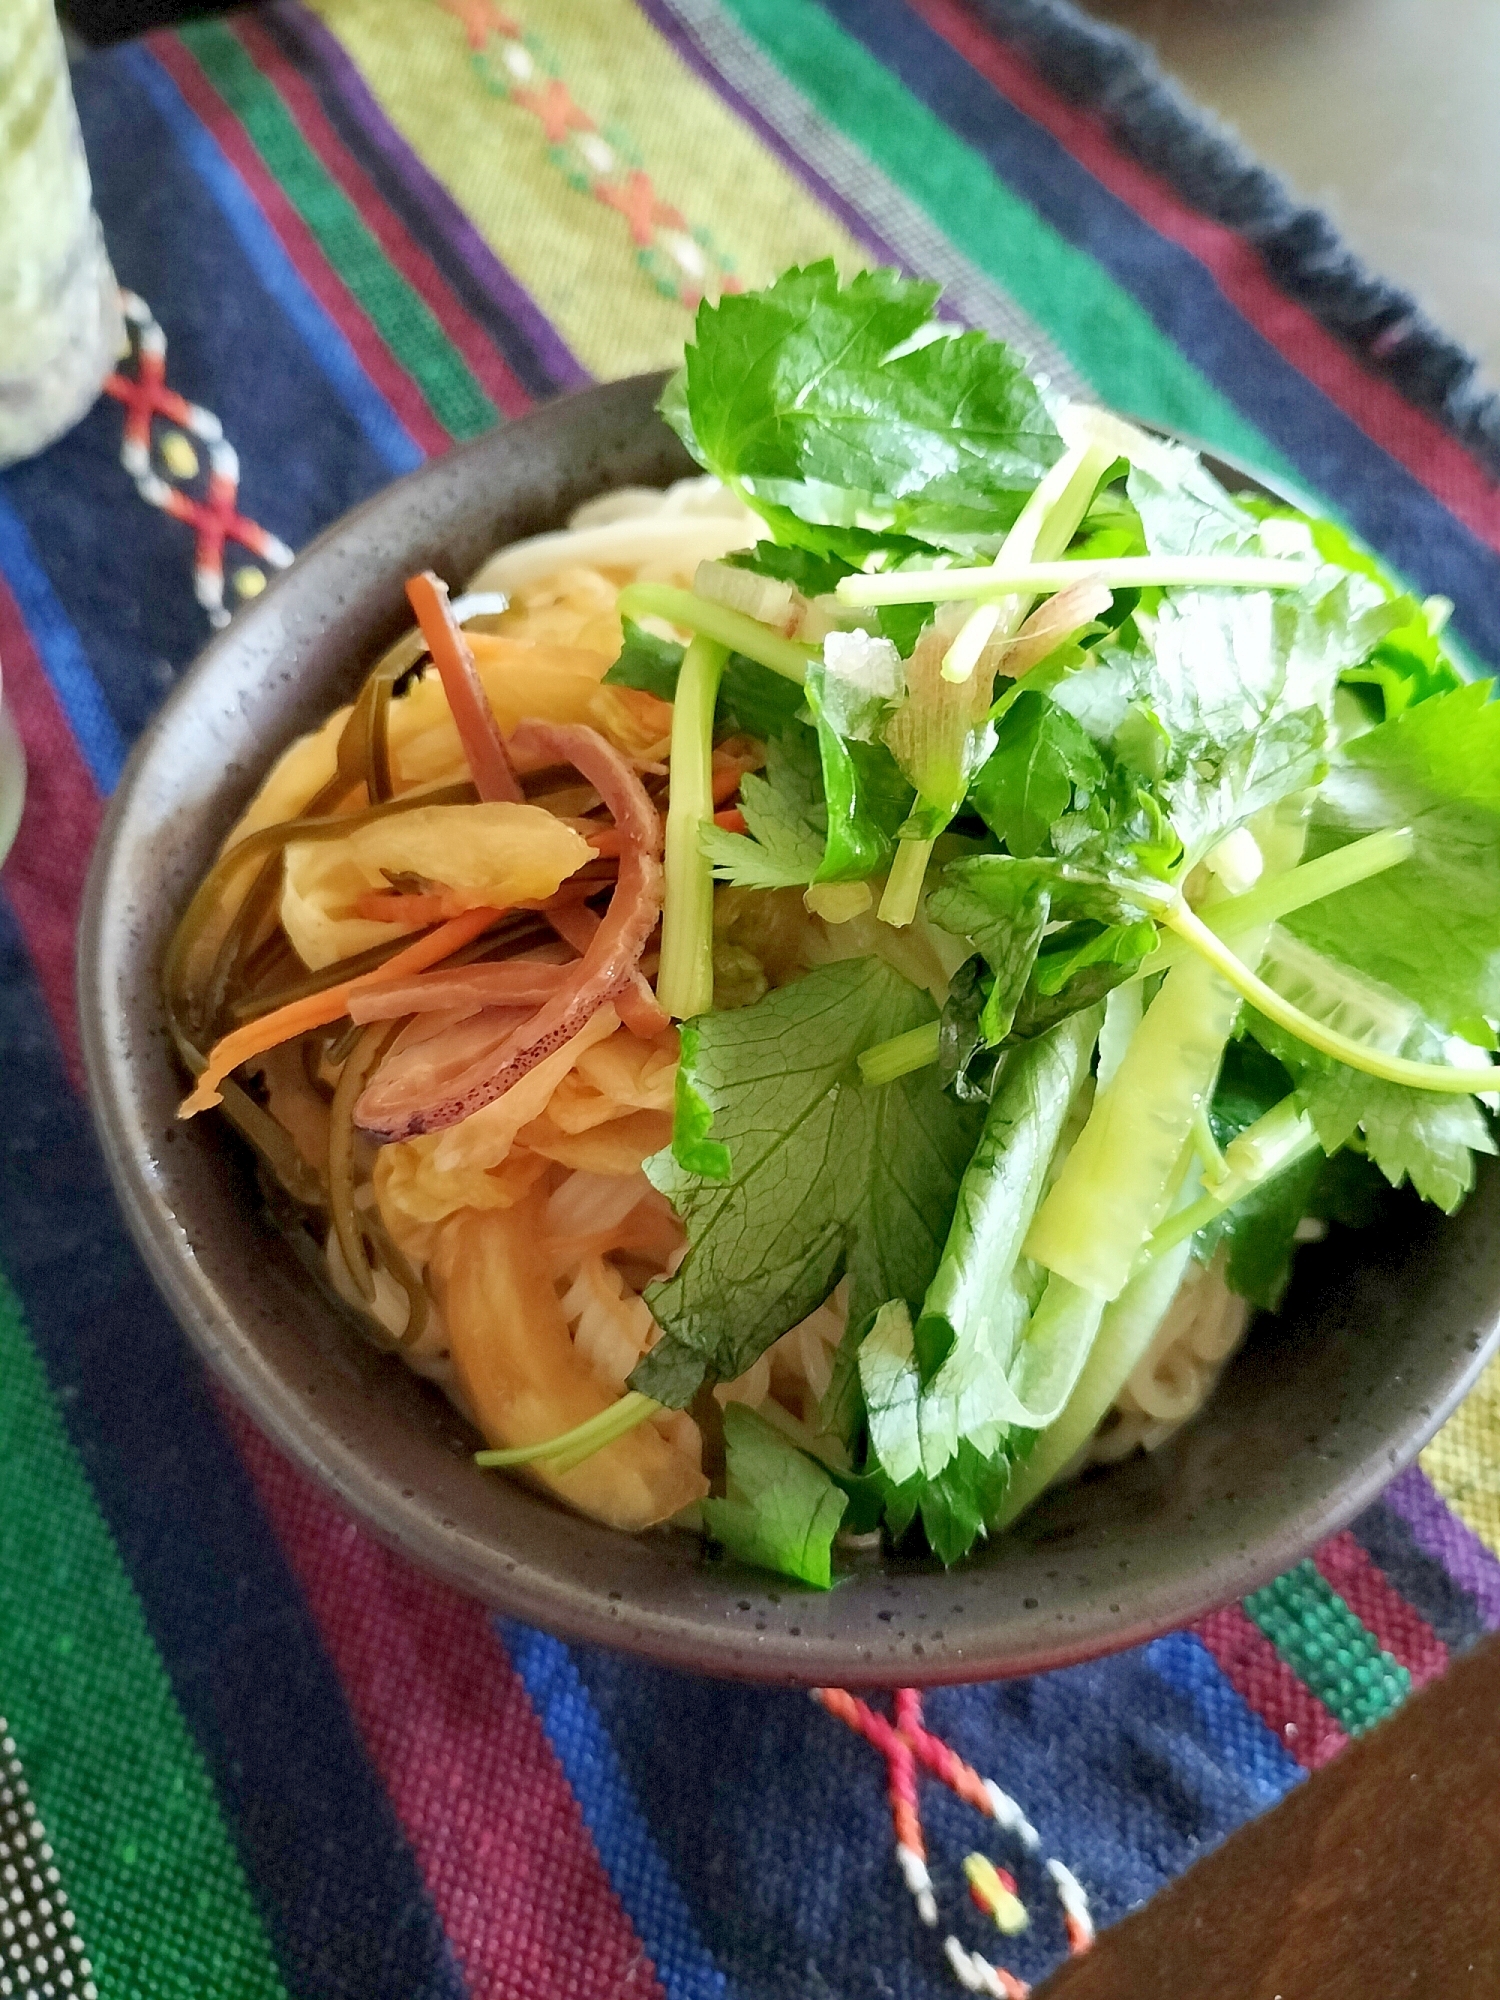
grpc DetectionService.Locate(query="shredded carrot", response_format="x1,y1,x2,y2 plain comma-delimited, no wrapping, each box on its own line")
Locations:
712,807,748,835
351,889,471,926
711,764,746,807
406,571,523,804
179,904,502,1119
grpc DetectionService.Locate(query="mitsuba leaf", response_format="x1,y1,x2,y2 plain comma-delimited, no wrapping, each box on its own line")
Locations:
602,620,805,741
1284,682,1500,1035
723,540,854,597
633,958,983,1405
670,1026,732,1180
701,1403,848,1588
1047,457,1401,863
703,706,913,889
1198,1038,1318,1308
832,1433,1015,1563
806,678,913,882
969,689,1106,859
603,618,683,699
1127,444,1262,559
914,1438,1015,1565
929,852,1161,1047
663,261,1062,558
930,872,1049,1046
938,959,1007,1103
1248,1012,1496,1215
1250,506,1466,722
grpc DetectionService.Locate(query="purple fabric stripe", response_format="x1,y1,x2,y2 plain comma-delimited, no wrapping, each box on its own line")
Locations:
1383,1465,1500,1630
632,0,911,281
271,0,589,392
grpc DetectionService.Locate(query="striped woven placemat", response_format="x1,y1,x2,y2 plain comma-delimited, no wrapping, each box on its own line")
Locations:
2,3,1498,1993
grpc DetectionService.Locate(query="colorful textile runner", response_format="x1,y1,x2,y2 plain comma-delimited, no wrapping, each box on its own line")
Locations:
2,3,1498,1994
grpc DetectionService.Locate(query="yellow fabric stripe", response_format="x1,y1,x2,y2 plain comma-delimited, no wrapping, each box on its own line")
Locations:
1421,1350,1500,1558
308,0,866,377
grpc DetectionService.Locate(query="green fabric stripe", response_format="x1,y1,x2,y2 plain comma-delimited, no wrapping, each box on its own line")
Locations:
0,1273,289,2000
718,0,1297,487
1245,1560,1411,1736
180,17,497,442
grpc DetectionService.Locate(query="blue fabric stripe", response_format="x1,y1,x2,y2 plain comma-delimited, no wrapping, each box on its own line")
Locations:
0,897,467,2000
812,0,1500,672
0,495,126,792
556,1635,1316,1995
118,44,421,480
1143,1631,1303,1806
500,1622,734,2000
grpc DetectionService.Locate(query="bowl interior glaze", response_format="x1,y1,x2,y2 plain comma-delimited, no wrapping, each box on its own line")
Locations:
78,376,1500,1686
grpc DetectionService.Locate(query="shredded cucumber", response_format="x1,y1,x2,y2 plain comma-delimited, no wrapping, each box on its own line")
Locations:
994,1234,1196,1527
1096,981,1143,1092
1023,942,1248,1298
1258,926,1419,1053
1025,812,1306,1299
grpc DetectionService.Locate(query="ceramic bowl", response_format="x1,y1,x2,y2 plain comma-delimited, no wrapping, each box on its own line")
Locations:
78,375,1500,1686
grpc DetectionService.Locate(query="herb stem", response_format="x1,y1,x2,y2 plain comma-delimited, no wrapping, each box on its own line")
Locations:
1128,827,1416,984
840,554,1319,608
615,581,814,682
1163,901,1500,1094
941,439,1115,683
877,834,935,928
1191,1103,1231,1190
658,635,729,1020
858,1019,942,1085
474,1392,661,1473
1141,1097,1320,1261
858,829,1415,1083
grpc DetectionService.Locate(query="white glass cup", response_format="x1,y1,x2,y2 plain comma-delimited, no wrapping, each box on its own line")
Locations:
0,0,123,469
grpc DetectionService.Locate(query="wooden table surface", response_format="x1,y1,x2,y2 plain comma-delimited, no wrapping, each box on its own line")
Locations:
1039,1632,1500,1996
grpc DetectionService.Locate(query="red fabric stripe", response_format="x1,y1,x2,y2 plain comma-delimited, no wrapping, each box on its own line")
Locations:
0,577,101,1090
1194,1602,1348,1771
231,14,532,422
228,1408,663,2000
148,32,453,461
911,0,1500,552
1314,1529,1448,1691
